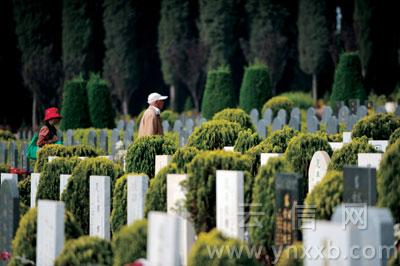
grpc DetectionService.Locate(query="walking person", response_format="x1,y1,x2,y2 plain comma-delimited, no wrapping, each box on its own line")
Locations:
37,107,62,147
138,93,168,138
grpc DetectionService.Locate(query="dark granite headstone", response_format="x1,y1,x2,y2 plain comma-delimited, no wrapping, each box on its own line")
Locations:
9,142,18,168
326,116,338,135
0,142,7,164
334,101,345,115
348,99,360,114
395,106,400,116
343,166,376,205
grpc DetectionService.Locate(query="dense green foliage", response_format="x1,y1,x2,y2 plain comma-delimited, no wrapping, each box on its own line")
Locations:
281,92,314,109
234,129,261,153
160,110,179,126
110,174,128,233
239,63,272,113
352,113,400,140
389,128,400,146
171,146,199,172
276,242,304,266
213,108,254,131
262,96,294,116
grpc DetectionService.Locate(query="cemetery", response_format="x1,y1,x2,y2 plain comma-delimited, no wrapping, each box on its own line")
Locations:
1,0,400,265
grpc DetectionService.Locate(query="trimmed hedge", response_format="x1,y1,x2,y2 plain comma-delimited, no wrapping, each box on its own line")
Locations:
352,113,400,140
305,171,343,220
239,63,272,113
18,177,30,210
276,242,304,266
234,129,261,153
328,137,376,171
249,157,291,250
160,110,179,126
378,139,400,223
110,175,128,233
330,52,366,105
171,146,199,172
188,229,260,265
0,163,10,173
281,91,314,109
9,208,82,266
389,127,400,146
262,96,294,116
87,73,116,129
61,76,91,130
55,236,113,266
201,67,236,119
213,108,255,131
112,219,147,266
62,158,123,234
125,135,177,179
185,150,252,233
187,120,242,150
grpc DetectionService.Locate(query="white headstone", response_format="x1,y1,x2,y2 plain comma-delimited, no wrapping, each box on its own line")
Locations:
216,170,244,240
127,175,149,225
357,153,383,170
329,142,344,151
89,175,111,240
308,151,331,192
36,200,65,266
260,153,282,166
59,174,72,197
0,173,18,186
98,155,113,160
223,146,234,152
78,156,88,160
167,174,195,266
48,156,59,162
147,212,180,266
155,155,172,176
30,173,40,208
368,140,389,152
343,132,352,143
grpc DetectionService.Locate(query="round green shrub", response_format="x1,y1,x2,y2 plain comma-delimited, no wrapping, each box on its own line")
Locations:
145,163,179,215
160,110,179,126
261,96,294,116
112,219,147,266
87,73,116,129
328,137,376,171
36,157,81,201
352,113,400,140
285,133,332,195
188,229,260,265
388,253,400,266
187,120,242,150
185,150,252,233
330,52,366,105
18,177,30,209
61,76,91,130
55,236,112,266
201,66,236,119
249,157,291,250
34,144,71,172
125,135,177,179
378,139,400,223
62,158,123,234
234,129,261,153
305,171,343,220
213,108,255,131
281,91,314,109
9,208,83,266
276,242,304,266
68,143,103,157
389,127,400,146
239,63,272,113
171,146,199,172
110,174,129,233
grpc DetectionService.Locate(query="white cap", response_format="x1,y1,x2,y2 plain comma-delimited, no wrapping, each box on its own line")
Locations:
147,92,168,104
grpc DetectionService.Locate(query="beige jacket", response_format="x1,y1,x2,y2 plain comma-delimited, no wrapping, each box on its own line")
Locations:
138,107,163,138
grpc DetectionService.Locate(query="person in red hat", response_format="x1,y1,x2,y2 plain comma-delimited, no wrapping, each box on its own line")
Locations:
37,107,62,147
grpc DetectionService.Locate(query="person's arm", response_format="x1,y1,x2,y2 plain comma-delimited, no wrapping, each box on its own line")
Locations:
37,127,58,147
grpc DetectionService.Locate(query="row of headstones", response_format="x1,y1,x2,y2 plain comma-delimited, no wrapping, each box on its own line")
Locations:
162,117,207,146
0,141,29,169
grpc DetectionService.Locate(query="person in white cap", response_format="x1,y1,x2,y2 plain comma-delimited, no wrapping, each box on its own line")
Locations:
138,92,168,138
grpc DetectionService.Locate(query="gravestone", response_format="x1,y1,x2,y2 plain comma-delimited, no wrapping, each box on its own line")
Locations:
48,156,59,162
20,143,28,170
343,166,376,205
288,116,300,131
9,141,18,168
127,175,149,225
185,119,194,136
30,173,40,208
358,153,383,170
0,179,19,264
173,120,183,133
326,116,338,135
155,155,172,176
308,151,331,192
307,107,316,118
256,119,267,138
334,101,345,115
59,174,71,197
263,108,273,125
111,129,120,155
307,115,319,133
223,146,234,152
329,142,343,151
90,175,111,240
99,130,108,154
0,142,7,164
338,106,350,124
331,205,394,266
277,109,287,124
36,200,64,266
0,173,18,186
117,120,125,130
356,105,368,120
126,120,135,135
272,117,284,132
368,140,389,152
343,132,352,143
147,212,180,266
376,106,386,113
87,130,97,147
275,173,302,246
349,99,360,114
124,129,134,148
66,129,74,146
216,170,244,240
250,109,259,125
321,106,333,123
396,105,400,116
290,107,301,121
346,114,358,131
162,120,170,133
260,153,282,166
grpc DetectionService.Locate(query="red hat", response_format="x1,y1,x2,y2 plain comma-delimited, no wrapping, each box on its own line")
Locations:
44,107,62,121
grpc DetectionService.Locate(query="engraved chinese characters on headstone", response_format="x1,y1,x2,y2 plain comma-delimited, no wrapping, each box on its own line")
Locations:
30,173,40,208
343,167,376,205
155,155,172,176
127,175,149,225
36,200,64,266
59,174,71,197
308,151,331,192
89,175,111,240
147,212,180,266
275,173,302,246
260,153,282,166
368,140,389,152
0,179,19,265
216,170,244,240
358,153,383,170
